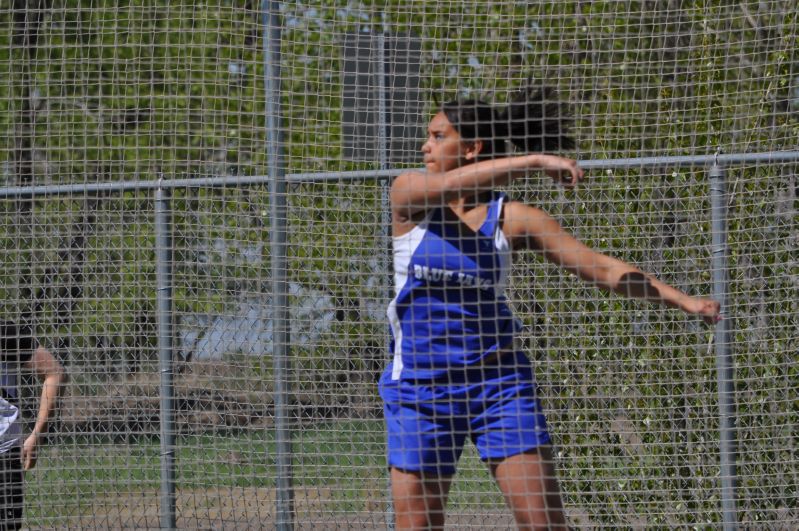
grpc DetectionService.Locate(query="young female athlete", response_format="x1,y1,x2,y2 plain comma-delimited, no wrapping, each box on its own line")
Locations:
380,88,721,530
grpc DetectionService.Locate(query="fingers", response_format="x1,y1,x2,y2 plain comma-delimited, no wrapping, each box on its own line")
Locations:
561,159,583,187
568,165,585,187
554,169,577,188
23,436,38,471
543,160,584,188
559,166,584,188
698,299,721,324
684,298,720,324
22,448,32,471
24,451,37,471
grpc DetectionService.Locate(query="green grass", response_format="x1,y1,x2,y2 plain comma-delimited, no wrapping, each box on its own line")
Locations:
25,418,508,521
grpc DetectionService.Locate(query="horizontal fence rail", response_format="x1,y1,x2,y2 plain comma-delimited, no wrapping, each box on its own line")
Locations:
1,152,798,198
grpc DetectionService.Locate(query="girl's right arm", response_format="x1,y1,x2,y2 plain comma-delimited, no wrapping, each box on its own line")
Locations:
390,154,582,222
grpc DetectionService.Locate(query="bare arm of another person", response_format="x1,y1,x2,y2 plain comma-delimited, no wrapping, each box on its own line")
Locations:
22,347,66,471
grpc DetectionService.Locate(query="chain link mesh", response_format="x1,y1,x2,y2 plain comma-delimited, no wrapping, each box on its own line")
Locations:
1,0,796,528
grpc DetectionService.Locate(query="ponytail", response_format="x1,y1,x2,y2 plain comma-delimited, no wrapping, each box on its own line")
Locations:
501,85,575,153
440,85,574,160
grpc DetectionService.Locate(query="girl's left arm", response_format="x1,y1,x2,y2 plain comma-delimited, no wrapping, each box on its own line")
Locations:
504,202,720,324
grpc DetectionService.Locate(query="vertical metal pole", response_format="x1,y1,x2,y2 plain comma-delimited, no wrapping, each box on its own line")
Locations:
380,178,394,531
375,31,396,530
709,163,738,530
376,33,389,173
155,185,176,530
263,2,293,530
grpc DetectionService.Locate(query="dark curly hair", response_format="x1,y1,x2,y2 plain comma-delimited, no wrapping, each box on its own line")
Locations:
440,86,575,161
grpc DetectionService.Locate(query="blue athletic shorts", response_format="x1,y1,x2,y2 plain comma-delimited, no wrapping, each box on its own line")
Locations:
379,351,551,475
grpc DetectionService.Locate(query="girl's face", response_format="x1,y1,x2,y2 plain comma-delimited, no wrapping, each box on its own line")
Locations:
421,112,478,173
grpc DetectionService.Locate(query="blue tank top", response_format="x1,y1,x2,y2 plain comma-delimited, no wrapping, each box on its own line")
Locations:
387,192,521,380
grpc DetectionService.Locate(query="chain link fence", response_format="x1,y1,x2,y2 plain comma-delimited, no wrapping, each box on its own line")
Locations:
1,0,797,528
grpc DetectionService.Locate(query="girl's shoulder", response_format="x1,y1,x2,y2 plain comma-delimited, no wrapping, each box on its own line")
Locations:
502,198,546,217
500,200,557,245
390,170,426,191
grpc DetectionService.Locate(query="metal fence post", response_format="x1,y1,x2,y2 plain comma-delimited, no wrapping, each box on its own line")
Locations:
380,177,395,530
155,184,177,530
375,29,396,531
709,163,738,530
263,1,294,530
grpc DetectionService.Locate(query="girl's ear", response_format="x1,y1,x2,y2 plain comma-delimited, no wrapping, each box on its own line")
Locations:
463,139,483,161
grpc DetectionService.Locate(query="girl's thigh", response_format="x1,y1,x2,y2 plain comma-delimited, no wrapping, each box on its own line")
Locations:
489,446,567,530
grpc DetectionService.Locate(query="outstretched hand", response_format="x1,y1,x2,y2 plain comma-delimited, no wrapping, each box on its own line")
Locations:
540,155,584,188
684,297,722,325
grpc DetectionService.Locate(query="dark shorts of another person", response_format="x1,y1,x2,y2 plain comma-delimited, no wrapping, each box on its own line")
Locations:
380,350,551,476
0,447,23,531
